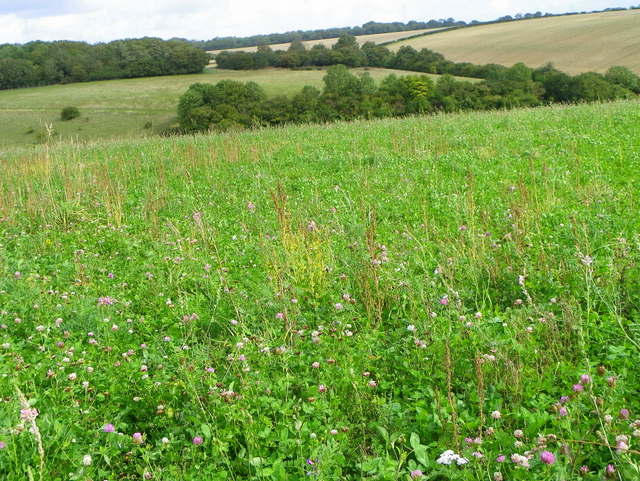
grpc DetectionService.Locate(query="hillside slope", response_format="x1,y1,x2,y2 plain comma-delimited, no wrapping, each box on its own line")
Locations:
390,9,640,74
0,67,458,148
1,100,640,480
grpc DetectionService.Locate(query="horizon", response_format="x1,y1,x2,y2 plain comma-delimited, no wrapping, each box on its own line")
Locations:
0,1,635,44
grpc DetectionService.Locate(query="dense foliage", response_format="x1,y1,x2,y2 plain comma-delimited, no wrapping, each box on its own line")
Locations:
178,63,638,133
0,38,210,90
1,101,640,480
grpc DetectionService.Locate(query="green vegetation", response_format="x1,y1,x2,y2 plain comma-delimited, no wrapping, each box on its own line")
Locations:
60,106,80,121
0,38,209,90
1,100,640,480
177,63,638,133
389,9,640,74
0,67,445,148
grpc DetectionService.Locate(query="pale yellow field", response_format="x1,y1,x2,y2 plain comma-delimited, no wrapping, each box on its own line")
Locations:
390,10,640,74
207,28,442,54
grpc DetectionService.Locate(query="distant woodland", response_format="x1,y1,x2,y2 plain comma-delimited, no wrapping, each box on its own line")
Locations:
0,38,209,90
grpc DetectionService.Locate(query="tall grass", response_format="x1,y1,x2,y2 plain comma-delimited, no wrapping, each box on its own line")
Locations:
0,101,639,480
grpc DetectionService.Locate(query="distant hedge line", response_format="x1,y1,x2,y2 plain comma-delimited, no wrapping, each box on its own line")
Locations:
176,63,640,135
0,38,210,90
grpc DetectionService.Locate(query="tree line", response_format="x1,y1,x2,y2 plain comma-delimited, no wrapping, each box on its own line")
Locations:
0,38,210,90
188,5,640,51
176,63,639,134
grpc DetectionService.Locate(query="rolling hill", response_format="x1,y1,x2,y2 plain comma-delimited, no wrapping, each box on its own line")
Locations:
390,9,640,74
0,67,469,148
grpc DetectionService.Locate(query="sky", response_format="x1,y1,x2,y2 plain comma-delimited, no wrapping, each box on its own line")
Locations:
0,0,634,44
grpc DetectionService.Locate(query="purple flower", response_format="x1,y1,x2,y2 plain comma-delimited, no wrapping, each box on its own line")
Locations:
559,396,570,404
192,436,203,445
410,470,423,479
97,296,115,306
132,432,144,444
540,451,555,465
439,296,449,306
102,423,115,433
605,464,616,478
496,455,506,462
558,407,568,417
620,408,630,420
0,441,6,449
572,384,584,393
580,374,591,384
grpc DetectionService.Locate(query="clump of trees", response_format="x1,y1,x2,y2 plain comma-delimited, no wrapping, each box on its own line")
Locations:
0,38,210,90
177,62,639,134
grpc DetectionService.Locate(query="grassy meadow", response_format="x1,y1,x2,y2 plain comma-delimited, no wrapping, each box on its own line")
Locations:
391,10,640,74
206,29,443,55
0,67,471,149
1,100,640,480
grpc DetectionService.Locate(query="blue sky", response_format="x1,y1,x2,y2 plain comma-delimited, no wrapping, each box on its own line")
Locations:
0,0,634,43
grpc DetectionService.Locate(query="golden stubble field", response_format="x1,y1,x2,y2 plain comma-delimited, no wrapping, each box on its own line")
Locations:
390,10,640,74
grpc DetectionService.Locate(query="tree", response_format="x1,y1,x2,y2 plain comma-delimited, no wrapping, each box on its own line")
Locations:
605,66,640,93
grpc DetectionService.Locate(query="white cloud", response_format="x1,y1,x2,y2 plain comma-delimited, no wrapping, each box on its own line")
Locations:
0,0,631,44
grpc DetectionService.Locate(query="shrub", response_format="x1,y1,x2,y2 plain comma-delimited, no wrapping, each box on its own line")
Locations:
60,106,80,121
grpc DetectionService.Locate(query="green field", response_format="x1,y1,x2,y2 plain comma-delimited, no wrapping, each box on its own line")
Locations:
391,9,640,74
1,100,639,480
0,67,469,149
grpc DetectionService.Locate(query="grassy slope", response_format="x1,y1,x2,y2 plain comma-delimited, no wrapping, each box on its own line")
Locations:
390,10,640,74
0,67,467,149
1,100,639,479
206,28,443,54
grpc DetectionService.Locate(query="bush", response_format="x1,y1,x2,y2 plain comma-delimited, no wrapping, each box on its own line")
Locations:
60,106,80,121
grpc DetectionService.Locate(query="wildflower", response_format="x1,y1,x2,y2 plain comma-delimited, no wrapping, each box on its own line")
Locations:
410,469,423,479
192,436,203,445
247,201,255,211
605,464,616,478
367,380,378,388
334,302,343,310
407,324,416,332
318,384,327,393
540,451,555,465
20,408,39,422
511,453,530,468
132,432,144,444
436,450,468,465
491,410,501,419
572,384,584,393
439,296,449,306
472,451,483,458
559,396,570,404
496,455,506,462
580,374,591,384
82,454,92,466
329,429,338,435
0,441,6,449
493,473,503,481
558,407,568,417
143,471,153,480
620,408,630,420
161,437,170,444
97,296,115,306
513,429,524,438
311,362,320,369
579,466,589,476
